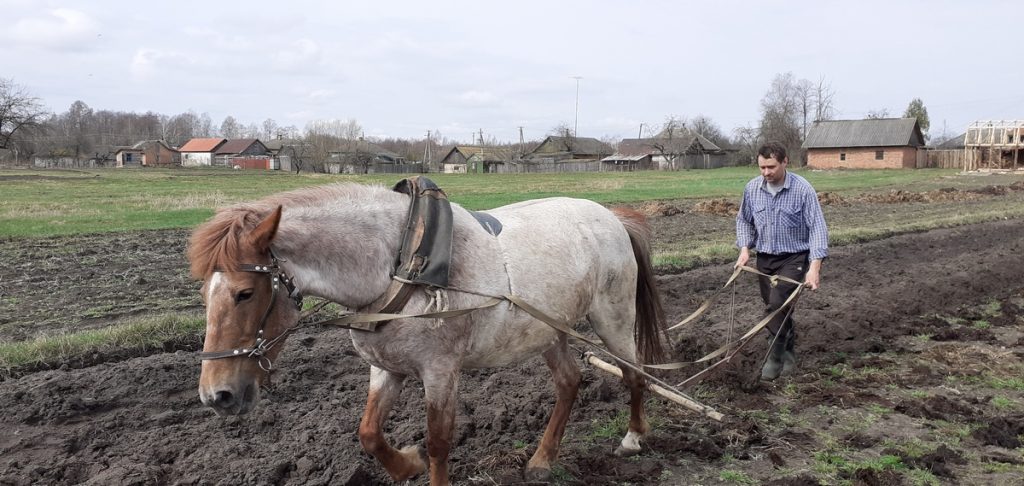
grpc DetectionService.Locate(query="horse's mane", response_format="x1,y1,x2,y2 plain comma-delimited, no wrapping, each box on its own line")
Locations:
187,183,385,279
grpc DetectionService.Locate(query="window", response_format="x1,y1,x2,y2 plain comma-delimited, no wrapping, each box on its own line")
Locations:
875,150,884,160
839,152,846,161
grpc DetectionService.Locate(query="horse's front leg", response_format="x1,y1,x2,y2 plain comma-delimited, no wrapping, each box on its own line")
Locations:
525,335,581,481
423,366,460,486
358,366,426,482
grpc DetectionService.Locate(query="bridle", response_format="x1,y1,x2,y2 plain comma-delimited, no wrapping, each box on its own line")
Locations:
197,250,303,371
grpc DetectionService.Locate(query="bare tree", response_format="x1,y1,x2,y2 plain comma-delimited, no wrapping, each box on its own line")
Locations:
759,72,803,162
732,123,762,166
63,100,94,159
813,76,837,122
795,78,815,139
690,114,728,147
262,118,279,140
657,115,689,139
219,116,240,138
0,78,48,151
866,109,890,119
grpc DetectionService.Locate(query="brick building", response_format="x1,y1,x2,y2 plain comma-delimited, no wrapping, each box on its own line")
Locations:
803,118,925,169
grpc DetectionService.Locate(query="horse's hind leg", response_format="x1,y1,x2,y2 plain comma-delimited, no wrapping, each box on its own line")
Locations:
525,334,581,481
589,300,650,457
358,366,426,482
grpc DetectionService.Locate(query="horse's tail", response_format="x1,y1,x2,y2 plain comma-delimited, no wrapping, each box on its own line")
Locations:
612,207,668,365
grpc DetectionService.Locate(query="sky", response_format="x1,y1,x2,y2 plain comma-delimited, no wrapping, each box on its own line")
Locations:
2,0,1021,144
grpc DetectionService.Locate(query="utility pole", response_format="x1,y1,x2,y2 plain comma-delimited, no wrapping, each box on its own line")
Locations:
638,123,644,139
478,128,484,146
570,76,582,137
423,130,432,171
518,126,525,157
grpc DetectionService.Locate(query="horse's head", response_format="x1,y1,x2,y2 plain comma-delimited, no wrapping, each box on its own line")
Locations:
189,205,302,415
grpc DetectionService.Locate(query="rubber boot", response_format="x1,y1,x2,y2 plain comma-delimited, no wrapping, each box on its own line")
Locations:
761,336,786,381
781,332,797,376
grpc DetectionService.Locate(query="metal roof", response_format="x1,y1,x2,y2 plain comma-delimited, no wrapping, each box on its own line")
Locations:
179,138,227,152
802,118,925,149
216,139,265,155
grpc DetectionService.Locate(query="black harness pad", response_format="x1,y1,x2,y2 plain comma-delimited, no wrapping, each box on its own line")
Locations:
391,176,453,288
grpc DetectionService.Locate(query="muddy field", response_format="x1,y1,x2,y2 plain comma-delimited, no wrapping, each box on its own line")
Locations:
2,188,1024,485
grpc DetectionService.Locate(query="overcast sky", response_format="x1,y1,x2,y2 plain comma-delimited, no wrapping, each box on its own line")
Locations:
2,0,1021,143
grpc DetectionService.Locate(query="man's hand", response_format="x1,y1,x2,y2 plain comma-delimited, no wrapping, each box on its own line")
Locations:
804,259,822,290
735,247,751,269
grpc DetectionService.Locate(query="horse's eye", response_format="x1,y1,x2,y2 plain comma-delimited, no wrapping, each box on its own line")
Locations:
235,289,255,303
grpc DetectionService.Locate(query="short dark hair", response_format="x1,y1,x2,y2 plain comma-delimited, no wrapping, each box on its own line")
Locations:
757,142,787,162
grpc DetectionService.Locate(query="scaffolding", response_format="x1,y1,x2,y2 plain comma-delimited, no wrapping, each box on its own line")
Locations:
964,120,1024,171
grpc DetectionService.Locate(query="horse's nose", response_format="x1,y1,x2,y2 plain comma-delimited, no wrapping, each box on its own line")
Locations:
212,389,236,409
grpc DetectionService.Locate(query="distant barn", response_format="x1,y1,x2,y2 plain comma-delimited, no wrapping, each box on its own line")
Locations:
803,118,925,169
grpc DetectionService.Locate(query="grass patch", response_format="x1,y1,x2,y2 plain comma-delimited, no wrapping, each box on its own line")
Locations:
718,469,757,485
992,396,1017,410
0,313,204,372
589,410,630,440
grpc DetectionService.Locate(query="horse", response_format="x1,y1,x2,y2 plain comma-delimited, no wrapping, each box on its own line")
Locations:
188,181,667,486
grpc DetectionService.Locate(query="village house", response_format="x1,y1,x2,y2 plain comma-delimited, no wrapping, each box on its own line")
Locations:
179,138,227,167
114,140,180,168
524,136,614,162
437,145,512,173
326,139,408,174
803,118,925,169
214,139,272,169
605,133,731,171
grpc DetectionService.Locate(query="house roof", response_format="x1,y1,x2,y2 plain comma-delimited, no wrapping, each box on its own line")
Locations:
802,118,925,149
130,140,177,152
531,136,614,156
442,145,511,162
935,133,966,149
617,134,724,156
179,138,227,152
329,139,400,158
216,139,264,155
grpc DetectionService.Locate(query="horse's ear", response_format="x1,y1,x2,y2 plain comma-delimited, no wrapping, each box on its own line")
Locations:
249,205,282,252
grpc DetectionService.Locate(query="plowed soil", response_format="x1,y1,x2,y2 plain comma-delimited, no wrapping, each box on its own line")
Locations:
2,192,1024,484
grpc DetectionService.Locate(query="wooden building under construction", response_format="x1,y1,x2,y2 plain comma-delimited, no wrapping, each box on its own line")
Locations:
964,120,1024,171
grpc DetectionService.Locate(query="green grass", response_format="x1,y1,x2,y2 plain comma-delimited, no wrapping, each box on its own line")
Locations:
718,469,757,484
0,313,204,372
0,166,965,237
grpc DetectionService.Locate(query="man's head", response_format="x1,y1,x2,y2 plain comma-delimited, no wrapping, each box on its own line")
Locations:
757,142,788,184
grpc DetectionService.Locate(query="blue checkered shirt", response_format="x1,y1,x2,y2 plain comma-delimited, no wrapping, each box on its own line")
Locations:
736,172,829,260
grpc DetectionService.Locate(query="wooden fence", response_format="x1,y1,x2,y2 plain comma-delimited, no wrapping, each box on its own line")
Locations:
917,149,966,169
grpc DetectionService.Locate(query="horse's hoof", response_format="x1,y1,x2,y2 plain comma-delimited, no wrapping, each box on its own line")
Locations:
388,445,428,482
523,466,552,482
614,445,642,457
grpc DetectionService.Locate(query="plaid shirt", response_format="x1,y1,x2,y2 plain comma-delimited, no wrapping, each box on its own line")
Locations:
736,172,829,260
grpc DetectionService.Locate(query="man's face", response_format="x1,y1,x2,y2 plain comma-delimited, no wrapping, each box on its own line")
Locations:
758,155,788,184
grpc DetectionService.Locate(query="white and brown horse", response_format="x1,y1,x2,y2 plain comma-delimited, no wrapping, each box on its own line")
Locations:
188,182,666,485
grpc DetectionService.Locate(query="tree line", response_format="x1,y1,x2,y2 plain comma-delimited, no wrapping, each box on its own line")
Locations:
0,74,931,168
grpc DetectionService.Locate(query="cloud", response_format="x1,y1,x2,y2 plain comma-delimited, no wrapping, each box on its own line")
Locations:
306,89,335,101
130,48,197,80
271,38,322,72
456,90,498,107
8,8,100,51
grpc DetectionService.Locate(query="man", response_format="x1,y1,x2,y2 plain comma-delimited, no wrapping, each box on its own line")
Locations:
735,141,828,381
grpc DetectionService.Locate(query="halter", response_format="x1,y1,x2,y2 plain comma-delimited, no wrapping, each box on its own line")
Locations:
197,250,303,371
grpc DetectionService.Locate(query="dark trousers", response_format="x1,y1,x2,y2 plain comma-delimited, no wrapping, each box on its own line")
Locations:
756,251,809,348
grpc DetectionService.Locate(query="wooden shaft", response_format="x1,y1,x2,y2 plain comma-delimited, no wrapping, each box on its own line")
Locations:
585,354,724,422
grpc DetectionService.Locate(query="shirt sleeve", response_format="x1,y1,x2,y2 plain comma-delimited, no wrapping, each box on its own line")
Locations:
804,189,829,260
735,187,756,250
